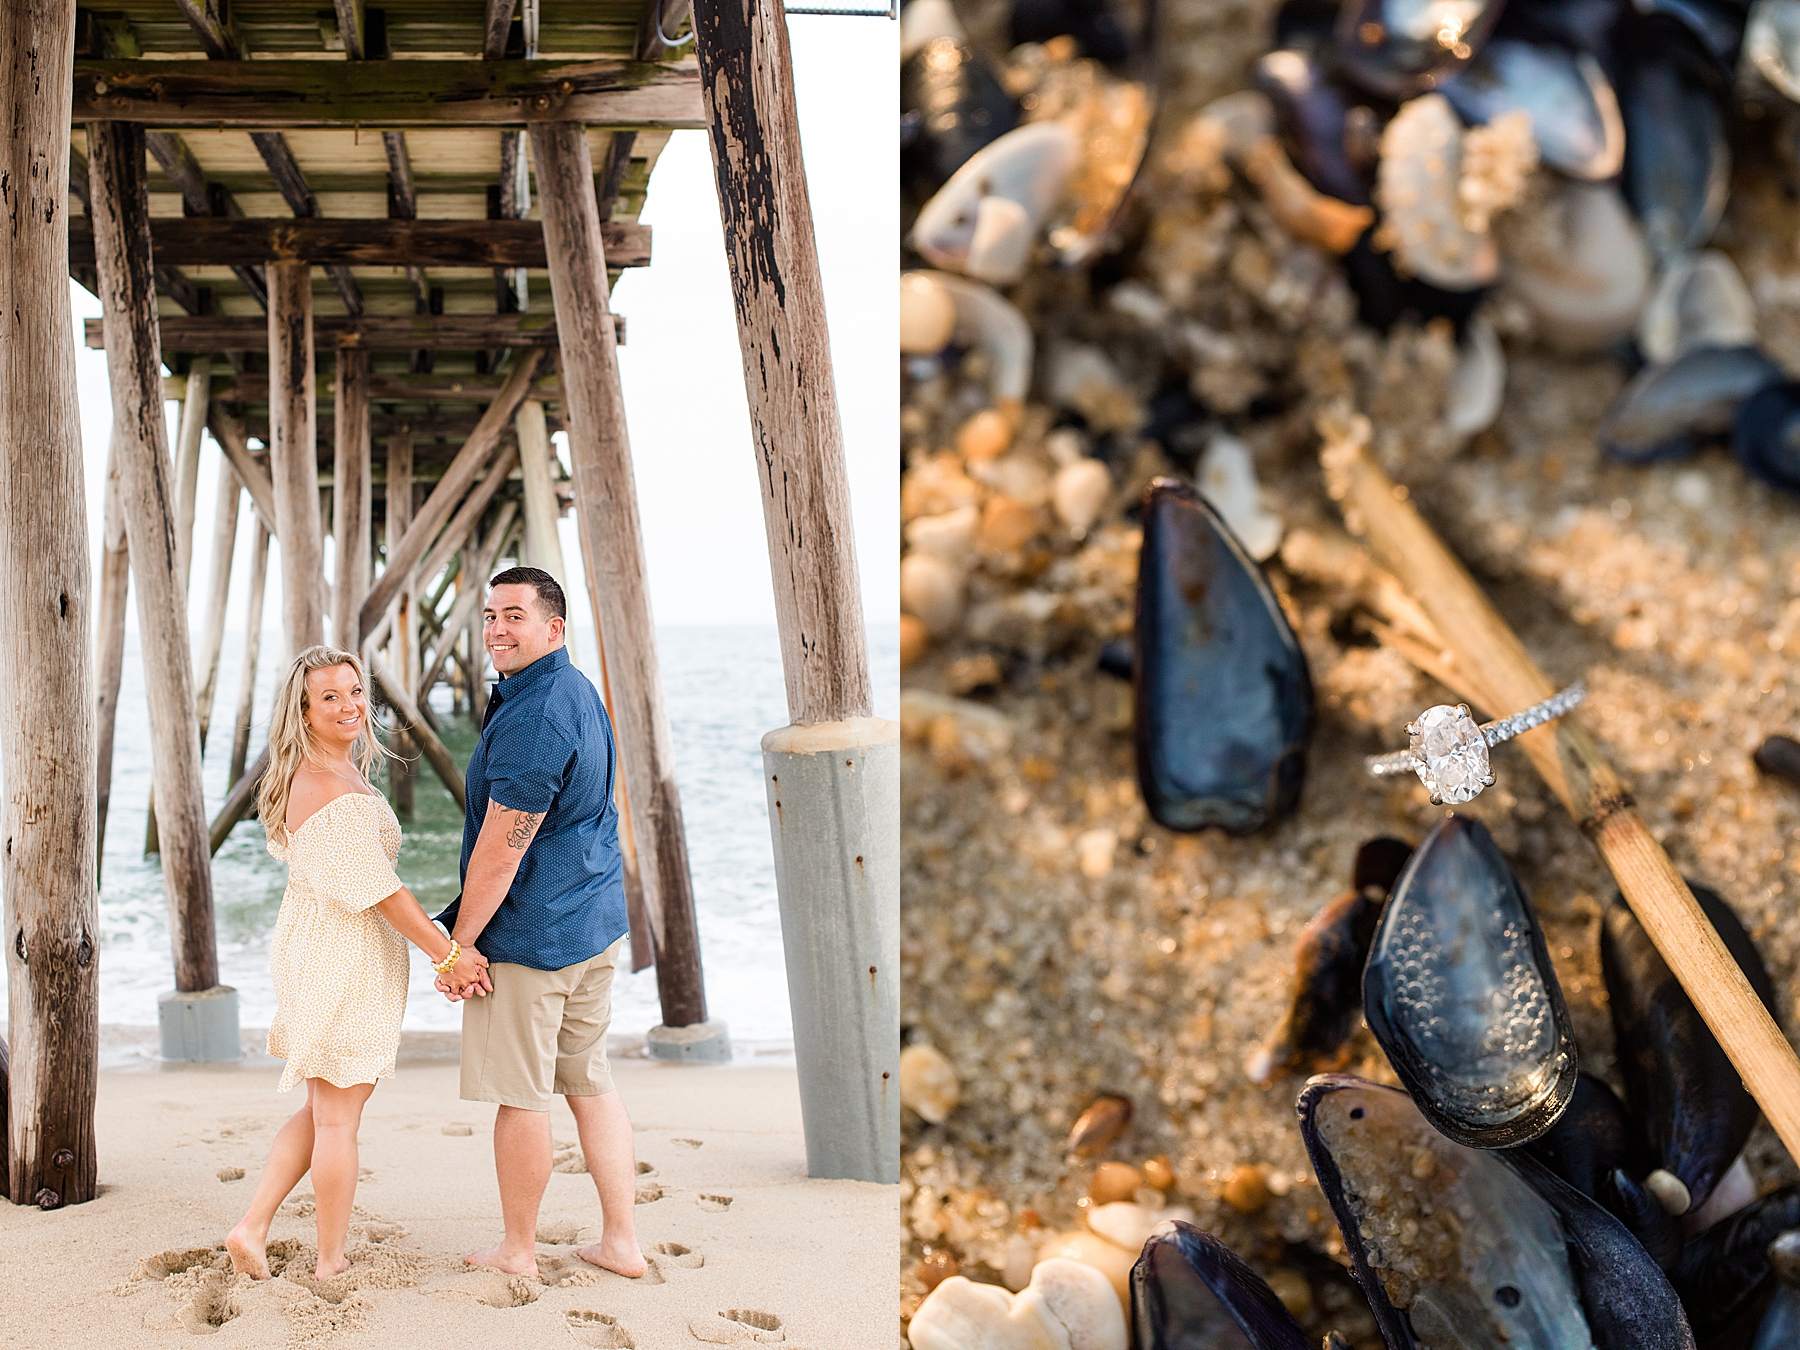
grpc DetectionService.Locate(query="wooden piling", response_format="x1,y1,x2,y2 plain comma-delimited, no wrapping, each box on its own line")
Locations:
193,464,241,748
420,500,518,698
268,260,325,654
95,436,130,874
4,0,99,1205
332,349,372,650
89,119,220,997
531,120,709,1028
516,399,566,580
386,428,418,815
230,521,271,788
172,355,212,582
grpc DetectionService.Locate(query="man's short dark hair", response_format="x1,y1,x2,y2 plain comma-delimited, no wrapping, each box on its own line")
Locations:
489,566,567,622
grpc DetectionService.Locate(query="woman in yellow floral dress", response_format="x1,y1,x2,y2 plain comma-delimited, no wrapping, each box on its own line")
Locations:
226,646,492,1282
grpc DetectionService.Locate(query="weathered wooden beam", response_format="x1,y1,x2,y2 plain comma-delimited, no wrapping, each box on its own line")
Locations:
268,261,326,652
95,436,129,879
5,2,98,1208
533,120,708,1027
143,131,268,310
484,0,519,60
250,133,362,316
172,0,242,61
68,217,651,269
72,58,706,129
639,0,695,60
333,351,373,651
385,426,417,816
359,350,543,638
380,131,432,312
230,521,271,789
417,440,522,588
205,404,278,535
172,355,211,584
210,744,267,855
206,370,561,405
244,407,563,447
369,653,465,811
334,0,368,60
419,500,518,699
89,312,622,351
516,399,565,579
89,120,218,999
193,465,241,747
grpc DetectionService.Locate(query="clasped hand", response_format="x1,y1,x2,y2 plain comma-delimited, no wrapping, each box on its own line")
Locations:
436,945,493,1001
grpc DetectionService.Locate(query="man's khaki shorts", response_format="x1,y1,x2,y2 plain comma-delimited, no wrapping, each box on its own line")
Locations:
460,938,624,1110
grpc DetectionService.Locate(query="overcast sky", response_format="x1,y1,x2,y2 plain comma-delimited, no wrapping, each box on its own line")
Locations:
73,16,898,644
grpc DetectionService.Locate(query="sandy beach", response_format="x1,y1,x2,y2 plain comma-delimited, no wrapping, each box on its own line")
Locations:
0,1031,897,1350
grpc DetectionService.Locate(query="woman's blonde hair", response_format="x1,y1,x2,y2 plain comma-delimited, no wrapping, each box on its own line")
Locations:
257,645,394,844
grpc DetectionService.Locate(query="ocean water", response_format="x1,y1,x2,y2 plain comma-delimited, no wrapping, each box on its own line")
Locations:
0,623,899,1046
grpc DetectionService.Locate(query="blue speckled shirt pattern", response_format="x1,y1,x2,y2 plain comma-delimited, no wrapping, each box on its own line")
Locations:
434,646,627,970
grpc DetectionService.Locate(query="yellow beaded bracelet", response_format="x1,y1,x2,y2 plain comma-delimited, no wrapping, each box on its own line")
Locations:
432,939,461,975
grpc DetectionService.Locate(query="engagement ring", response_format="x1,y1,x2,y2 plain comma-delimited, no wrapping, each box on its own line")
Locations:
1365,683,1587,805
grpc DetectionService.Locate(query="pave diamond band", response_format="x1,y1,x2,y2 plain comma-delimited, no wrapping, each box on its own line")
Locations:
1366,682,1587,805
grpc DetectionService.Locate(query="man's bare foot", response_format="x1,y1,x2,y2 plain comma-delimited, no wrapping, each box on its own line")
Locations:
226,1224,271,1280
314,1254,351,1280
464,1242,539,1278
575,1239,647,1279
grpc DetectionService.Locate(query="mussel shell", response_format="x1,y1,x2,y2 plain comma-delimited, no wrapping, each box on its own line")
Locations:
1753,1232,1800,1350
1334,0,1509,99
901,37,1020,202
1747,0,1800,103
1341,231,1487,336
1673,1185,1800,1337
1133,479,1314,834
1354,835,1415,897
1601,882,1779,1216
1298,1075,1605,1350
1131,1222,1313,1350
1255,48,1374,204
1605,1169,1686,1272
1519,1072,1654,1204
1631,0,1751,78
1011,0,1133,63
1597,345,1783,464
1493,0,1624,62
1441,39,1624,180
1619,28,1731,259
1363,813,1578,1148
1734,379,1800,494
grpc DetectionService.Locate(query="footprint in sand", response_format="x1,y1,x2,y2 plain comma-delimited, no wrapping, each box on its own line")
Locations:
696,1194,732,1213
566,1309,635,1348
216,1166,245,1183
635,1160,655,1174
553,1143,589,1173
542,1253,665,1288
654,1241,704,1269
688,1309,785,1344
442,1123,474,1137
635,1182,664,1204
136,1248,228,1280
537,1218,583,1245
177,1271,242,1334
465,1271,542,1308
672,1138,702,1149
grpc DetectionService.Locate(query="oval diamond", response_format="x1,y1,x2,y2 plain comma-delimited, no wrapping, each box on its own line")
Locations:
1409,704,1491,804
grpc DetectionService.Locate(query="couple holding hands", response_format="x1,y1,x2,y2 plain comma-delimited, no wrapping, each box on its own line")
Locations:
222,567,645,1285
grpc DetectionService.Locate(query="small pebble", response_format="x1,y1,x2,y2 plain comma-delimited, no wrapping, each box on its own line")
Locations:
956,408,1014,463
979,495,1040,552
900,553,966,636
1069,1094,1132,1157
916,1249,958,1292
1036,1229,1135,1304
1052,459,1111,536
1222,1163,1270,1214
1264,1267,1313,1319
442,1124,474,1137
899,1043,961,1124
899,615,930,669
1141,1155,1176,1192
217,1166,245,1182
900,272,956,354
1076,828,1117,880
1088,1161,1143,1206
1754,735,1800,786
943,654,1004,697
906,505,980,566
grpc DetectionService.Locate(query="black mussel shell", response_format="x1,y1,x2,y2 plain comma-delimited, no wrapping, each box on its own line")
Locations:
1133,479,1314,835
1363,814,1578,1149
1440,39,1624,180
1011,0,1132,62
1341,231,1487,337
1598,345,1782,463
1755,733,1800,784
1097,637,1134,680
1256,48,1374,204
901,36,1019,202
1673,1185,1800,1338
1519,1072,1654,1203
1619,24,1731,258
1132,1222,1314,1350
1734,379,1800,494
1298,1075,1683,1350
1504,1154,1698,1350
1753,1233,1800,1350
1334,0,1508,99
1630,0,1750,79
1493,0,1623,63
1605,1169,1686,1272
1252,837,1414,1081
1601,882,1779,1217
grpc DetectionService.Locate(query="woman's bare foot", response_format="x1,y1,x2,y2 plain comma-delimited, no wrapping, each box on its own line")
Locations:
314,1254,351,1280
575,1238,647,1279
226,1223,272,1280
464,1242,539,1278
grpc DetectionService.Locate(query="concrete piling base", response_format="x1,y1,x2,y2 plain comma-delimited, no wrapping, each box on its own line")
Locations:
762,716,899,1183
647,1020,733,1063
158,985,241,1062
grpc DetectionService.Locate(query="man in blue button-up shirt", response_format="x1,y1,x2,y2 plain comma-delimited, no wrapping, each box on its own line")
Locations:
434,566,646,1281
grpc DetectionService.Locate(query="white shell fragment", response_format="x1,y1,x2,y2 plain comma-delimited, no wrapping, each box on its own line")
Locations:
898,1043,961,1124
1052,458,1112,536
912,123,1082,286
1646,1167,1692,1217
1637,251,1759,364
1747,0,1800,102
1446,314,1506,438
900,0,963,58
1502,181,1651,352
1085,1201,1195,1253
910,1259,1128,1350
1376,95,1521,290
1196,433,1282,561
902,271,1036,407
900,553,967,636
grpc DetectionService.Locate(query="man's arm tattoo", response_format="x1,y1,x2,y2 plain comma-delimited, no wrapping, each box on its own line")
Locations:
505,811,542,851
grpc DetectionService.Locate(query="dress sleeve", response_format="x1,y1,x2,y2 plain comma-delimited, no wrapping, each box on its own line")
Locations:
300,799,405,913
483,719,575,815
